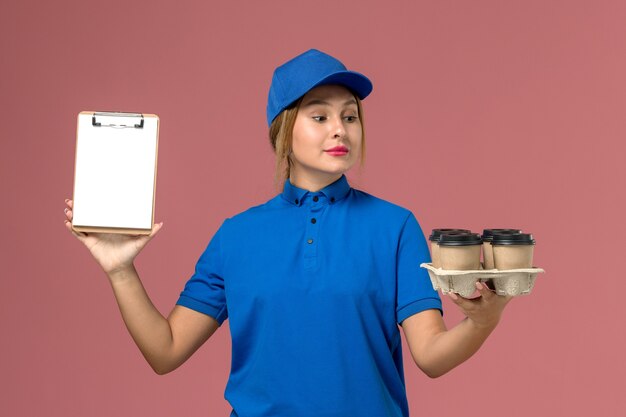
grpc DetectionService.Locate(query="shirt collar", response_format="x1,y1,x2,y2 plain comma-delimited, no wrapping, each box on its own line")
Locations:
281,174,351,206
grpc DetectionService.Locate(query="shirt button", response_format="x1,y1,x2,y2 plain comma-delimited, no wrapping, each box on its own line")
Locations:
311,218,316,224
330,197,335,203
307,238,314,244
313,196,319,202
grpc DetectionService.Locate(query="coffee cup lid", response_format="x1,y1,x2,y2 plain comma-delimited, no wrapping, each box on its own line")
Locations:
429,228,471,242
438,232,482,246
491,233,535,245
482,229,523,242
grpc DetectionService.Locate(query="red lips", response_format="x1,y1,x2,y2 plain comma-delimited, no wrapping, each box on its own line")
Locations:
325,146,349,152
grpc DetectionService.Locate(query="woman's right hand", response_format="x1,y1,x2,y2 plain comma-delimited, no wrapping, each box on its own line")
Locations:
63,198,163,276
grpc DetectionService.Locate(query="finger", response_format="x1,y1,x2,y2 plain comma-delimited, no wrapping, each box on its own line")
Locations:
483,286,513,308
447,291,459,302
136,222,163,242
475,281,496,301
65,199,73,209
481,283,513,303
150,222,163,241
64,207,73,221
64,219,87,241
152,222,163,235
447,291,477,311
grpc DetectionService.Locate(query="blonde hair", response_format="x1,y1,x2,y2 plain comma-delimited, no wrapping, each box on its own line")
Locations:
268,92,366,192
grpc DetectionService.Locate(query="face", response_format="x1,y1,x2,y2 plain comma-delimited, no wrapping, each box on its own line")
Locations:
290,84,362,186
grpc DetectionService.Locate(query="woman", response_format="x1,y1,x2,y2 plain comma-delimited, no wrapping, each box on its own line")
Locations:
64,49,511,417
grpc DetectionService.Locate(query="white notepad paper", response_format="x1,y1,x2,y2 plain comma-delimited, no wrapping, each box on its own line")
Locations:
72,111,159,234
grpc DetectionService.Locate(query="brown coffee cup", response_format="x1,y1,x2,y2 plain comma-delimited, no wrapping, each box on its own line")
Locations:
492,233,535,269
438,233,482,270
481,229,522,269
429,229,471,268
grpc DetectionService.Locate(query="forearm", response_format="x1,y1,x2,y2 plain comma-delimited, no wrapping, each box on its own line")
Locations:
108,265,175,374
419,318,496,378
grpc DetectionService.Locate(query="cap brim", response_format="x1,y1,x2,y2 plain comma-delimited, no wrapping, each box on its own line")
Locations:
311,71,373,100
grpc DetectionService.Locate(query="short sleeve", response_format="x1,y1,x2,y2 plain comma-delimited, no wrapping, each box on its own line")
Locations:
396,212,442,324
176,221,228,325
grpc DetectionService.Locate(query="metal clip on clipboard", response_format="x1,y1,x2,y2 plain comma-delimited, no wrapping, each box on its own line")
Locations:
92,112,145,129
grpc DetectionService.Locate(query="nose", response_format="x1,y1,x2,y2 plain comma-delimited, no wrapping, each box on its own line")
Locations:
331,116,346,138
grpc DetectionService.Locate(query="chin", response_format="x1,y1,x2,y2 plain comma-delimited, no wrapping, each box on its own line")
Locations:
323,164,353,175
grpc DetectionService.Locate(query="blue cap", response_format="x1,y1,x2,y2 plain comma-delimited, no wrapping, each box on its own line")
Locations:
266,49,373,126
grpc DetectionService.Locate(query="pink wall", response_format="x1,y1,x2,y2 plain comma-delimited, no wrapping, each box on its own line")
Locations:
2,1,624,416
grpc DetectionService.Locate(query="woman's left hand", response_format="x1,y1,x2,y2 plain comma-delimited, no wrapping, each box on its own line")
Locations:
447,282,513,330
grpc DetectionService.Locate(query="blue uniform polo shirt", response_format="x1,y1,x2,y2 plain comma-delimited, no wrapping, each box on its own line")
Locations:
177,174,442,417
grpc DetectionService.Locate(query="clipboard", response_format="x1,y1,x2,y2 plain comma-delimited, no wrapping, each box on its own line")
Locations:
72,111,160,235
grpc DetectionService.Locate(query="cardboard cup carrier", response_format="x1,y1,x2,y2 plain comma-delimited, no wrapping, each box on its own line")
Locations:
424,229,544,297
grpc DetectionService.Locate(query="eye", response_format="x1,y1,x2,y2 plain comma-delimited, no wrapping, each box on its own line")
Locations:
312,116,327,122
344,115,358,123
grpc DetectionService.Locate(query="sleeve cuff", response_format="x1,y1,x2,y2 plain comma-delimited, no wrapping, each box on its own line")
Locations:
176,295,228,325
397,297,443,324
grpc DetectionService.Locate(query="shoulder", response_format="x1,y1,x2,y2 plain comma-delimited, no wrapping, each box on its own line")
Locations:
349,188,414,223
219,194,284,232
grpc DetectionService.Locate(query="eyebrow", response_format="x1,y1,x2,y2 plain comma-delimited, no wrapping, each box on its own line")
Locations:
301,98,358,108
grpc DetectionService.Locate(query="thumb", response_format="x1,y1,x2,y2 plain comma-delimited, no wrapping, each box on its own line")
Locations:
150,222,164,237
137,222,163,243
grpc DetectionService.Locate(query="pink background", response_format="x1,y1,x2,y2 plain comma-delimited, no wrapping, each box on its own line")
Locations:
2,1,624,416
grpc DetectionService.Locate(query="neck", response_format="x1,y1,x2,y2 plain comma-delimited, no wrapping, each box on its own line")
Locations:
289,170,342,192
